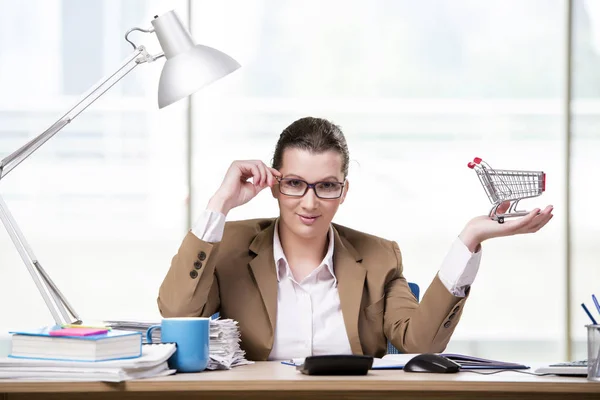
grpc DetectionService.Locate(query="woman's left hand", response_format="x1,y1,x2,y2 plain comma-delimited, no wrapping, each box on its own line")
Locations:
458,201,554,252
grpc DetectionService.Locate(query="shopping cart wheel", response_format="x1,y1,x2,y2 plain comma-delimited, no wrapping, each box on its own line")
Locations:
498,217,505,224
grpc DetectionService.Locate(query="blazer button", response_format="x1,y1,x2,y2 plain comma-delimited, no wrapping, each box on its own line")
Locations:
443,321,451,328
198,251,207,261
194,261,202,270
449,313,456,320
453,306,460,313
189,270,198,279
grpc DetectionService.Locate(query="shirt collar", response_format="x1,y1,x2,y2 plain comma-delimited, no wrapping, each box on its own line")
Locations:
273,219,336,284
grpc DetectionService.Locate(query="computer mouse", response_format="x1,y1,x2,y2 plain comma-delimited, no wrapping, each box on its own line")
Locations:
403,353,460,373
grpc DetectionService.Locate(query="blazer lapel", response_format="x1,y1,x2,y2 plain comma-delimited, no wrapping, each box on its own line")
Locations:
248,222,278,341
333,226,366,355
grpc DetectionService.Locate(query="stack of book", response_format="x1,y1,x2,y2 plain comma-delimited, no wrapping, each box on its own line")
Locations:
9,326,142,362
1,326,177,381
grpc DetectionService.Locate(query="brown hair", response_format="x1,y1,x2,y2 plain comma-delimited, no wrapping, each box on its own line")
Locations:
272,117,350,177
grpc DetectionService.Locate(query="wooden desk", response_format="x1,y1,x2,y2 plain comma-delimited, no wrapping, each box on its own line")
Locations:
0,361,599,400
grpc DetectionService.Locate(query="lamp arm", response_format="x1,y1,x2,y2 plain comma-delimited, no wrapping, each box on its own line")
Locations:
0,45,156,326
0,46,153,181
0,195,77,325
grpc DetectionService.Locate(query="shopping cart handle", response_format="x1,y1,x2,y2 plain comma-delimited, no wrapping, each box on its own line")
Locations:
468,157,483,169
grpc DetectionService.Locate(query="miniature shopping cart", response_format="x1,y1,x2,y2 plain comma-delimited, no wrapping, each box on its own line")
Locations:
468,157,546,223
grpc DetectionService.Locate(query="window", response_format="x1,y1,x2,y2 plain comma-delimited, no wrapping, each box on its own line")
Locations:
0,0,188,327
191,0,566,362
572,0,600,360
1,0,592,363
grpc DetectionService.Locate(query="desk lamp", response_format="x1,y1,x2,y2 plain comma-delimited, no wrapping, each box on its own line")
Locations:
0,10,240,326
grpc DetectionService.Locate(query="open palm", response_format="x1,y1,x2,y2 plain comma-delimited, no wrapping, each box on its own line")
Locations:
460,201,554,251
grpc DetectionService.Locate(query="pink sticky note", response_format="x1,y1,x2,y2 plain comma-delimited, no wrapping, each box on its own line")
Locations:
49,327,109,337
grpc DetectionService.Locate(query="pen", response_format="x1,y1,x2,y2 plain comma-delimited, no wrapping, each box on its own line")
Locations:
581,303,598,325
592,294,600,315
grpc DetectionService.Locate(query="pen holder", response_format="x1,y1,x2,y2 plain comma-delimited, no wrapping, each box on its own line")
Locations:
587,324,600,381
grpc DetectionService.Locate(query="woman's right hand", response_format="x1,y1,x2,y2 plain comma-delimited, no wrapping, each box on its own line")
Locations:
207,160,282,216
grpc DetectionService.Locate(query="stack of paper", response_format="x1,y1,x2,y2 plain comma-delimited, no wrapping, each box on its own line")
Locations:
207,318,252,370
0,343,176,382
104,318,252,370
104,320,160,344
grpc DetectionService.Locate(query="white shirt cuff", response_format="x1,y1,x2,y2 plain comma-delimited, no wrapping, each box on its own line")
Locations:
191,209,226,242
437,237,483,297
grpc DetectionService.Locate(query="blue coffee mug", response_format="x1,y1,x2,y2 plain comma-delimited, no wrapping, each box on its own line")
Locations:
146,317,210,373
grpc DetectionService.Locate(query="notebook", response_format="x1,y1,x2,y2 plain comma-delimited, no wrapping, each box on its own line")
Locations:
382,353,529,370
534,360,587,376
8,326,142,362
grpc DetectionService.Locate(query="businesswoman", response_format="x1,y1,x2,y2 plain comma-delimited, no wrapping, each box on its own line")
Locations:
157,117,553,361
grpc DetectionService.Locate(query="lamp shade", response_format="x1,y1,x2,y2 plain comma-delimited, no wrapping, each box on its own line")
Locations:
152,11,240,109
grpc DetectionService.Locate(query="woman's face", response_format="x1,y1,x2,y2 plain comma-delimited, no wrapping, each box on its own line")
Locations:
272,148,348,241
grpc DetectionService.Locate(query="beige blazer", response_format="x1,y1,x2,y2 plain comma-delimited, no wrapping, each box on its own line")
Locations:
157,218,468,361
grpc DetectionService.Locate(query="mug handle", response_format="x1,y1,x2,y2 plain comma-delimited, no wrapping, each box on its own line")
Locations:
146,324,161,344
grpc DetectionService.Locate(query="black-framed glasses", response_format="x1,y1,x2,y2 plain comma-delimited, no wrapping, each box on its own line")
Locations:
276,177,345,199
